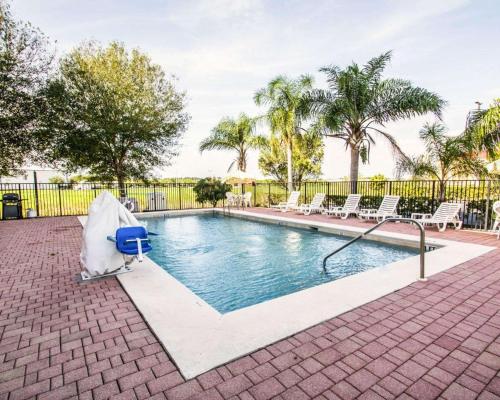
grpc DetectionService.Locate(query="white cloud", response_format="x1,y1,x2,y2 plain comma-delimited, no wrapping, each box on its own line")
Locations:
165,0,264,27
360,0,469,45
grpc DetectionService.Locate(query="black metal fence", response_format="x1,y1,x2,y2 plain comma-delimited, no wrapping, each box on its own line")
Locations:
1,180,499,229
251,180,500,230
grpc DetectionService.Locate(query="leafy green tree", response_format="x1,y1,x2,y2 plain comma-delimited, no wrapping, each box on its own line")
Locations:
396,122,487,201
369,174,388,193
301,51,445,192
68,174,88,183
0,1,54,176
193,178,231,207
465,99,500,159
48,175,64,184
41,41,188,196
199,113,264,172
258,129,324,189
254,75,313,191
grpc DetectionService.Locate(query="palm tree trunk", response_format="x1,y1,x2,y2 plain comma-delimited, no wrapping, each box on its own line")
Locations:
349,145,360,194
287,141,293,191
438,180,446,202
238,156,245,172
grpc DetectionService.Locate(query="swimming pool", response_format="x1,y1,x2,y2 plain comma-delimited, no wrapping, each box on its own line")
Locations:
145,214,419,313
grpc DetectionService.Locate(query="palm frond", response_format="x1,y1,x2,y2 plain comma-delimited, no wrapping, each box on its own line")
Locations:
419,122,447,161
395,155,436,179
199,136,235,153
227,159,237,173
464,99,500,159
369,79,446,124
362,51,392,82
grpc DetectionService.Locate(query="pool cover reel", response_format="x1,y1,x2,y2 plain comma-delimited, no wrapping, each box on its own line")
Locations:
80,191,140,276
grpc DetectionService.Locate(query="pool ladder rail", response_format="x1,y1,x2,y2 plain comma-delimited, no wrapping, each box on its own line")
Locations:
322,218,426,281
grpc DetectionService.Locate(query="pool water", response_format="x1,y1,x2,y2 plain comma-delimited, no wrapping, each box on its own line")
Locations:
145,214,419,313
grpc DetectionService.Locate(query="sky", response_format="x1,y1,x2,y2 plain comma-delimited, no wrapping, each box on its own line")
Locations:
11,0,500,180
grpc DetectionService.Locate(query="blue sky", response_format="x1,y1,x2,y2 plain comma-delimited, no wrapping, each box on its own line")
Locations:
12,0,500,179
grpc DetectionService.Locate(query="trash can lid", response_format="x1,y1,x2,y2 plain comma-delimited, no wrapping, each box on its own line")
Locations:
2,193,20,201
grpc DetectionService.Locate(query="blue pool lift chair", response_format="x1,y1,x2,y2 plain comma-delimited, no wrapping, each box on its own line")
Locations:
112,226,153,262
81,226,155,281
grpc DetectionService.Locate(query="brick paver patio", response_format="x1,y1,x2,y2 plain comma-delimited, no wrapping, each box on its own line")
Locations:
0,210,499,399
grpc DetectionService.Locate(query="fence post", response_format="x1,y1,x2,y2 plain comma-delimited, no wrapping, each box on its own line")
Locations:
431,181,436,213
484,180,491,231
153,184,157,211
304,182,307,204
178,183,182,210
16,183,22,218
327,181,331,209
268,183,271,207
388,181,392,196
33,171,40,217
58,184,62,216
253,184,256,207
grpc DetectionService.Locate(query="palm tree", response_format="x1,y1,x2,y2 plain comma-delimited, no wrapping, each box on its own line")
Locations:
396,122,487,201
465,98,500,160
254,75,313,191
258,130,324,189
301,51,445,193
199,113,264,172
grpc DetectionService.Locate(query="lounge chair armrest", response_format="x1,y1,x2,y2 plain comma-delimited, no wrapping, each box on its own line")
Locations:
124,238,150,243
360,208,377,214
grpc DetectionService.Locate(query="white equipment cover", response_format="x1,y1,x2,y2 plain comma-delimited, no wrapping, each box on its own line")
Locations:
80,191,140,276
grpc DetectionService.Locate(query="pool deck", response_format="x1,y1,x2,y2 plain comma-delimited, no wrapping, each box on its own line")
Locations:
0,209,499,400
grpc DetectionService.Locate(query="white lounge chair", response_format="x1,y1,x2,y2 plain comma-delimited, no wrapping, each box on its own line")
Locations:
323,194,361,219
270,191,300,212
492,201,500,239
358,195,400,222
297,193,326,215
242,192,252,207
225,192,239,207
412,202,463,232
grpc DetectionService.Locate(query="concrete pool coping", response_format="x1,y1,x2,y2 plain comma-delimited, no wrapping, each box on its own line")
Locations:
78,209,495,379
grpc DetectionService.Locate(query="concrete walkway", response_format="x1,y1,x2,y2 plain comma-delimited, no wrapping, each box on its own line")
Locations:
0,213,499,399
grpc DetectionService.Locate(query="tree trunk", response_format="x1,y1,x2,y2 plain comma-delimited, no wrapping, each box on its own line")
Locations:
438,180,446,202
117,173,127,198
349,144,360,194
287,140,293,192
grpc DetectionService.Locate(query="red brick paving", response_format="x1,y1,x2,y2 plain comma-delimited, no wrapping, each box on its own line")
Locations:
0,212,499,399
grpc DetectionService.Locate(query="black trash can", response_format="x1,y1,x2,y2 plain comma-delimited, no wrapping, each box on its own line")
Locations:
2,193,23,220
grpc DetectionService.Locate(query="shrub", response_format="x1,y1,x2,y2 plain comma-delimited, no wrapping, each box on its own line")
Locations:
48,176,64,184
193,178,231,207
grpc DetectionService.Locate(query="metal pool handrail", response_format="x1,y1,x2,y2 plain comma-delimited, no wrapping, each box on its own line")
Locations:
322,218,426,280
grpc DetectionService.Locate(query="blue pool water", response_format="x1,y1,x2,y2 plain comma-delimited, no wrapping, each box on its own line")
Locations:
145,214,418,313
